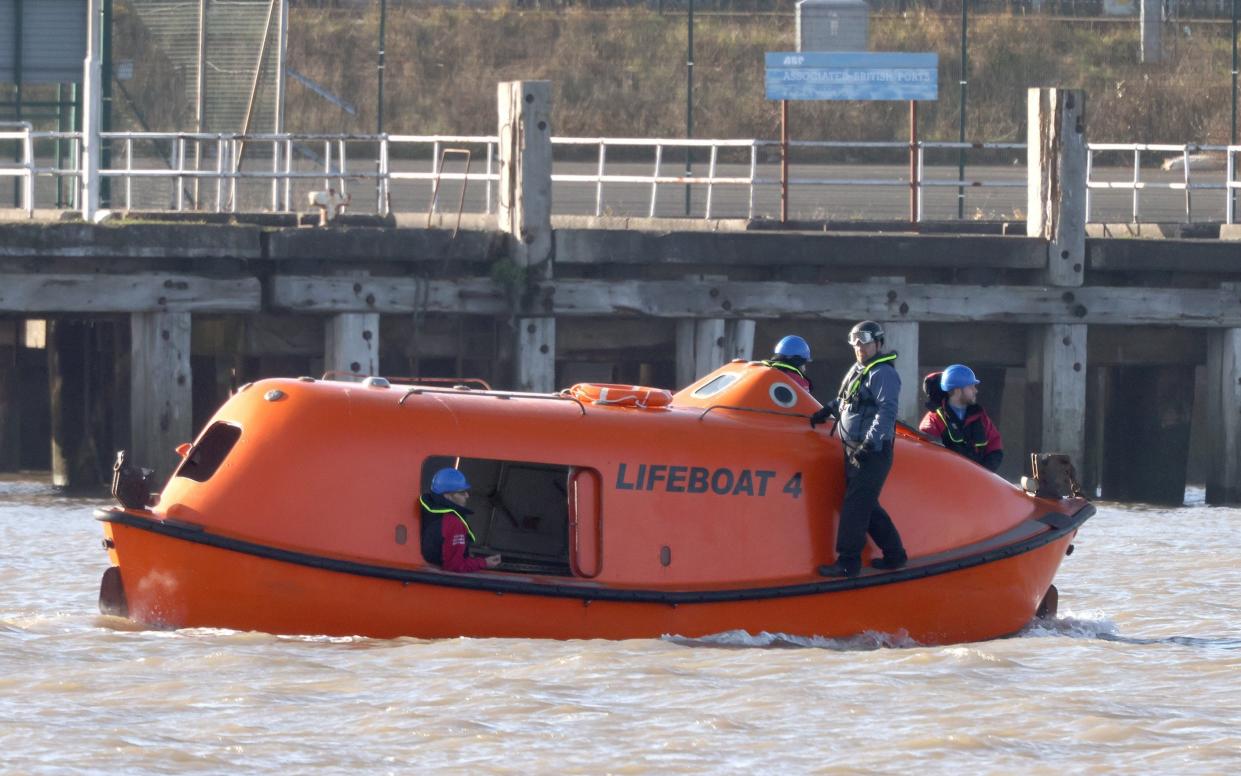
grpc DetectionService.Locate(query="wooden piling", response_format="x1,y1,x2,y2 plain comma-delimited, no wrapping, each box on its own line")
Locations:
515,317,556,393
883,320,920,425
1027,88,1086,288
1102,366,1192,504
48,319,103,492
130,312,192,486
0,320,17,471
1039,323,1088,472
1205,327,1241,504
497,80,552,272
325,313,379,376
724,320,756,363
498,81,554,391
676,318,726,387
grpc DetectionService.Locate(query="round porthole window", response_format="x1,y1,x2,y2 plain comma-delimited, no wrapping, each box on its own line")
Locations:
769,382,798,408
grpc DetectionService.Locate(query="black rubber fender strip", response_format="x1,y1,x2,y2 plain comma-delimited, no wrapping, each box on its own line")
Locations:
95,503,1095,605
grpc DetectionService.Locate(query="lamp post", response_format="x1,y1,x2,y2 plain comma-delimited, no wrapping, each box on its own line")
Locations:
685,0,694,216
957,0,968,220
378,0,387,134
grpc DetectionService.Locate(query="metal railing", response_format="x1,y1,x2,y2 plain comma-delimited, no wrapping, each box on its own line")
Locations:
90,131,500,216
551,136,1026,220
1086,143,1232,224
0,122,37,216
17,125,1240,225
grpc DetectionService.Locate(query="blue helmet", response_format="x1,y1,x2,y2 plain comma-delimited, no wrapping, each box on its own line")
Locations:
940,364,981,392
431,467,471,495
774,335,811,362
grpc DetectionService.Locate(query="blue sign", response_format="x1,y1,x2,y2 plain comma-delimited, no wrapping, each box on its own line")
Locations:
765,52,939,101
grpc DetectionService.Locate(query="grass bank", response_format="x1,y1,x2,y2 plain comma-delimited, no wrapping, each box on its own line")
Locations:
114,7,1237,144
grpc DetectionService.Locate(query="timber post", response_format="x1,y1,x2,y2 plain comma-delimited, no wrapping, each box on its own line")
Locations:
1102,365,1193,504
676,276,729,387
883,321,920,426
498,80,556,392
724,320,756,363
326,313,379,376
675,319,727,387
1027,88,1086,289
1039,323,1088,476
48,319,103,491
1027,88,1088,475
872,279,919,426
1205,325,1241,504
130,312,193,486
0,320,17,471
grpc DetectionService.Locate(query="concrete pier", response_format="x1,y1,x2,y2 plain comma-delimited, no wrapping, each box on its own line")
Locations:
2,82,1241,504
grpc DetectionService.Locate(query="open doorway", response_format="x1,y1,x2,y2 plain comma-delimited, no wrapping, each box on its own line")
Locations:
421,456,583,576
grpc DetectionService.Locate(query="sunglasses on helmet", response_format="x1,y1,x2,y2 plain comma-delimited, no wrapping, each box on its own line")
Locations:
848,331,876,346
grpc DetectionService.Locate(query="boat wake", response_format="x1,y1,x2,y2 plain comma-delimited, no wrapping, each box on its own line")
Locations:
1020,613,1241,650
664,628,919,651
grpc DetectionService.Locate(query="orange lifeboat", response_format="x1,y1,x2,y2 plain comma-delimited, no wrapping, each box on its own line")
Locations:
95,361,1092,645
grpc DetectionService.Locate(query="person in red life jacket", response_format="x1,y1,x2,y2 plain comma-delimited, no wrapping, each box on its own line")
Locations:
761,334,813,391
918,364,1004,473
419,468,501,572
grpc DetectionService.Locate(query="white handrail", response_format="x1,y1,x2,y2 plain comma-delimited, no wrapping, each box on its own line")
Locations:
0,122,36,216
1086,142,1230,223
9,129,1030,220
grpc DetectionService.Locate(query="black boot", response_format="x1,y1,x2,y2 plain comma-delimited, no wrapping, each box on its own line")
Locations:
870,551,908,571
818,562,860,578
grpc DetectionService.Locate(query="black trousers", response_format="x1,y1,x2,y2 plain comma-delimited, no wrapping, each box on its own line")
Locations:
836,442,904,572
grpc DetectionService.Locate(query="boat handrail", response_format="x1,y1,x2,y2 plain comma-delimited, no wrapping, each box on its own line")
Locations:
321,372,493,391
696,405,811,422
398,385,588,416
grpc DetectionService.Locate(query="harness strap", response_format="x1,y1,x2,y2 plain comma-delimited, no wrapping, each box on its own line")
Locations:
419,496,477,543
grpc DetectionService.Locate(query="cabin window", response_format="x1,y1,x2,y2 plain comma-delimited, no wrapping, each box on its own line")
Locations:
420,456,600,577
769,382,798,408
691,373,738,398
174,422,241,482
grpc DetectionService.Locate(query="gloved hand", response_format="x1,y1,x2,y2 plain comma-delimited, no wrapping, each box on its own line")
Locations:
848,446,870,467
809,407,833,428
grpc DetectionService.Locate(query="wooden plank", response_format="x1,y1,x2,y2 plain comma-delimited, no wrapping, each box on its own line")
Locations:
266,228,500,263
270,275,1241,326
0,223,263,259
0,273,260,313
1088,239,1241,274
554,230,1048,269
130,311,193,485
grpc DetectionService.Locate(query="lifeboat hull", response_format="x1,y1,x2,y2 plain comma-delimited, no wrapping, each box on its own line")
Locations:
99,505,1087,645
97,364,1095,646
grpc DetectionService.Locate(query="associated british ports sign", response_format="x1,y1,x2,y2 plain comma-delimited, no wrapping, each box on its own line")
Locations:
764,52,939,101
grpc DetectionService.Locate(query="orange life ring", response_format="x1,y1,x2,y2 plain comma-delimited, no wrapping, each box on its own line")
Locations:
568,383,673,409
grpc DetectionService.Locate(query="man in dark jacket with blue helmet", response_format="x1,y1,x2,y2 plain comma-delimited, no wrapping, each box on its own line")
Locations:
419,467,501,573
809,321,908,578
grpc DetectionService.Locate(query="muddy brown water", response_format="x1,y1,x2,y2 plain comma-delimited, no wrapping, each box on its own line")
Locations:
1,477,1238,773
